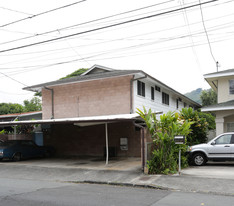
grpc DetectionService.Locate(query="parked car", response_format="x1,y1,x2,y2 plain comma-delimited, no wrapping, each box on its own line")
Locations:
187,132,234,166
0,140,55,161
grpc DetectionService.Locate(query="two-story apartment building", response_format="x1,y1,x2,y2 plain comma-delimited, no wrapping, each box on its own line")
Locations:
1,65,200,167
25,65,199,119
202,69,234,135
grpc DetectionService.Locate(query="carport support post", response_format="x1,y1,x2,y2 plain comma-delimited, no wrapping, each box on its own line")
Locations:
179,149,181,175
105,123,109,165
14,125,16,140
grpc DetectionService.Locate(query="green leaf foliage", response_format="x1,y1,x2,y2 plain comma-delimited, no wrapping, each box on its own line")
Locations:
180,108,211,145
23,97,42,112
0,97,42,115
137,107,192,174
59,68,88,80
0,103,24,115
200,89,217,106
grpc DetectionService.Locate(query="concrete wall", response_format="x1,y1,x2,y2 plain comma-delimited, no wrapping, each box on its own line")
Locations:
217,76,234,103
44,122,141,157
42,76,132,119
215,110,234,135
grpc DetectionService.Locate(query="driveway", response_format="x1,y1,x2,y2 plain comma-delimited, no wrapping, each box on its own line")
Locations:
182,161,234,180
0,157,142,172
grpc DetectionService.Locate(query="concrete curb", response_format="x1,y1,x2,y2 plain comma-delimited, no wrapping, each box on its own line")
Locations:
66,180,170,191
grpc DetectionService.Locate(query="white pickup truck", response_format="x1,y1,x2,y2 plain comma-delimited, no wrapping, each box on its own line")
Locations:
187,132,234,166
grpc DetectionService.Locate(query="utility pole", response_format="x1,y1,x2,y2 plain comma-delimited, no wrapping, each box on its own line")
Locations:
216,61,220,72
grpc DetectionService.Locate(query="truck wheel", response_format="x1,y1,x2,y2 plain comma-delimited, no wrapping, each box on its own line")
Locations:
192,153,206,166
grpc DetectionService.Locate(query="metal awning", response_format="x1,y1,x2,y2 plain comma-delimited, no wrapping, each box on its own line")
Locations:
0,113,146,126
0,112,161,166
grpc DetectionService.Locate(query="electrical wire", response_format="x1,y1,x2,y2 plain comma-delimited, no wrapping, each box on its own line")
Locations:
0,0,218,54
0,0,87,28
2,26,234,77
0,0,174,46
199,0,217,65
0,6,32,15
180,0,202,72
0,71,28,86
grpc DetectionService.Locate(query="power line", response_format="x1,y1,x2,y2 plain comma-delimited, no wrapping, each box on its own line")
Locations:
0,0,87,28
0,0,218,54
199,0,217,68
1,9,233,59
2,26,233,76
0,6,33,15
1,16,233,70
180,0,202,72
1,33,233,79
0,0,174,46
0,71,28,86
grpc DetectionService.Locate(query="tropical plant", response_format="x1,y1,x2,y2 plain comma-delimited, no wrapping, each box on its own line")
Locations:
137,107,192,174
180,107,209,145
200,89,217,106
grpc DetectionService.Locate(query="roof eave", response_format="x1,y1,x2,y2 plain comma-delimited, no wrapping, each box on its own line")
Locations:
201,106,234,112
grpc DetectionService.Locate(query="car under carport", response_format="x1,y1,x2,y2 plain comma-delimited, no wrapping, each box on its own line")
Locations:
0,113,153,170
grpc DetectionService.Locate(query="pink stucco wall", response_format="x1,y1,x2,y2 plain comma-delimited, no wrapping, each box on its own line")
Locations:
42,75,132,119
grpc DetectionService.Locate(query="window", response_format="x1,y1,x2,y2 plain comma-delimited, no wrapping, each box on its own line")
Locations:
229,80,234,94
176,99,179,109
215,134,232,144
137,80,145,97
155,85,161,92
162,92,169,105
151,87,154,100
227,123,234,132
184,103,187,108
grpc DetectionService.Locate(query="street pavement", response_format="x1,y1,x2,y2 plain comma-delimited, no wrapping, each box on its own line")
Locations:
0,158,234,196
0,178,234,206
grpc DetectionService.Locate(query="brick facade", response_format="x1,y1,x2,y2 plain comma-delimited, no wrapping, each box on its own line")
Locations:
44,122,141,157
42,76,132,119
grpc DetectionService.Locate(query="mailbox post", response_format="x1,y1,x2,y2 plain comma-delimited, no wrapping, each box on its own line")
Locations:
174,136,185,175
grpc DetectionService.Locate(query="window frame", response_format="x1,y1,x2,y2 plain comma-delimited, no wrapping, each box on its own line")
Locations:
229,79,234,94
151,87,154,100
137,80,145,97
162,92,169,105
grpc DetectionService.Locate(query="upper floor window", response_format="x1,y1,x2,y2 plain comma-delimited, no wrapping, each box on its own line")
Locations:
162,92,169,105
155,85,161,92
151,87,154,100
229,80,234,94
137,80,145,97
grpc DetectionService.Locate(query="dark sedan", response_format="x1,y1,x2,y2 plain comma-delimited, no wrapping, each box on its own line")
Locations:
0,140,54,161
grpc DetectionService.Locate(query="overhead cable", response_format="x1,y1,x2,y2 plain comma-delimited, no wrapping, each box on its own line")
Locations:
0,0,87,28
0,0,174,46
0,0,218,54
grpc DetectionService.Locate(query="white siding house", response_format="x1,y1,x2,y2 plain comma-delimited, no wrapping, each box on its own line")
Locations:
133,75,199,115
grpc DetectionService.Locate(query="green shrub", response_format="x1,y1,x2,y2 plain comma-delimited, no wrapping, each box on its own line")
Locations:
137,108,192,174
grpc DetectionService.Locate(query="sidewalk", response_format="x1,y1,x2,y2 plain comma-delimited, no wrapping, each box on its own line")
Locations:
1,158,234,196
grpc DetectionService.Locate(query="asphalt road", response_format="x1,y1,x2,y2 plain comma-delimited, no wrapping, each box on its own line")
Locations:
0,177,234,206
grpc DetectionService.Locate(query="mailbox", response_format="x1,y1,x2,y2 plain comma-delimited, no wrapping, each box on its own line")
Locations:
174,135,185,144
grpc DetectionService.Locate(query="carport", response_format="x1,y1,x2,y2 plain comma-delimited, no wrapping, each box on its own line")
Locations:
0,113,149,170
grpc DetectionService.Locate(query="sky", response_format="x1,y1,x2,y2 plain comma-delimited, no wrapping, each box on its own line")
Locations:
0,0,234,104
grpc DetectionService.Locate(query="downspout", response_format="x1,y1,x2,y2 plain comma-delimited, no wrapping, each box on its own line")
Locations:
130,74,147,113
44,87,54,119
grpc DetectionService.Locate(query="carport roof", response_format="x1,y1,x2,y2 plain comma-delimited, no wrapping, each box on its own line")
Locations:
0,113,149,126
